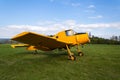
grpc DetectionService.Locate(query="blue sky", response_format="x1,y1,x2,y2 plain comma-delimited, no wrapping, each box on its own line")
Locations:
0,0,120,38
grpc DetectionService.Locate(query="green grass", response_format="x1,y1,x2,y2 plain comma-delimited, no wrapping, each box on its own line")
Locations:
0,44,120,80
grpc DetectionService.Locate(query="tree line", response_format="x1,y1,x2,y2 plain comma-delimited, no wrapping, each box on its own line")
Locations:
90,35,120,45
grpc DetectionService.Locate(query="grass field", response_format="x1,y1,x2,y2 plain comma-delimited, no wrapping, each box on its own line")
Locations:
0,44,120,80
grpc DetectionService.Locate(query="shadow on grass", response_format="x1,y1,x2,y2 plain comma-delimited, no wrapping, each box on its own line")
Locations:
11,50,69,62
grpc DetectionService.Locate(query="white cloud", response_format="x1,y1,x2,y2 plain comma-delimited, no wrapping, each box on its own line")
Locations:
88,15,103,19
37,21,56,26
85,4,96,13
88,5,96,8
0,20,120,38
85,10,95,13
71,3,81,7
61,1,81,7
82,22,120,28
64,20,76,26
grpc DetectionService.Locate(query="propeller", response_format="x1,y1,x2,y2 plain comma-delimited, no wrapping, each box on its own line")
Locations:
88,32,92,38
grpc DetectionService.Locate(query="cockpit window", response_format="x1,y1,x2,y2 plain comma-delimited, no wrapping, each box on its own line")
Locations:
65,30,75,36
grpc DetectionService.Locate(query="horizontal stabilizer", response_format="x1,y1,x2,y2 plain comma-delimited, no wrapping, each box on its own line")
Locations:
11,44,29,48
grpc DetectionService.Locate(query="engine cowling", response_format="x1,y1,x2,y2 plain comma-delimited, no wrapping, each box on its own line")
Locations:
76,33,90,44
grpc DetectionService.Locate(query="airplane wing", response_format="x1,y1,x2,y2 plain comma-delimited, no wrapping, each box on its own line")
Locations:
11,32,66,51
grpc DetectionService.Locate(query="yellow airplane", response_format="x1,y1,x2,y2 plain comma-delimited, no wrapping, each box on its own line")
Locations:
11,29,90,60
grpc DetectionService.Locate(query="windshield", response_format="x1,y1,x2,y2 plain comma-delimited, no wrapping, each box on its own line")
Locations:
65,30,75,36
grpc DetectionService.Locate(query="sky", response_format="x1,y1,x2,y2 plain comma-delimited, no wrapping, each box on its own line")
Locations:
0,0,120,38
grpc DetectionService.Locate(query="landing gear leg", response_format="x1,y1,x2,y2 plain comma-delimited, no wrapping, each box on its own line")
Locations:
77,44,84,56
66,45,76,61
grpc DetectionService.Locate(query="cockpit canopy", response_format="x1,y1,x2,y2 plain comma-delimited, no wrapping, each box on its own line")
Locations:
65,29,86,36
65,29,76,36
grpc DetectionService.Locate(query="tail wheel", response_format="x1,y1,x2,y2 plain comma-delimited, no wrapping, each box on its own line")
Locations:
78,52,84,56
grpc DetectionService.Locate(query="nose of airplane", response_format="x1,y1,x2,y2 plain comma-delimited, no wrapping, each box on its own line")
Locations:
76,33,90,44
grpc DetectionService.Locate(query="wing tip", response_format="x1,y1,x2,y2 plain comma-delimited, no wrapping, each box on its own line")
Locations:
11,32,30,40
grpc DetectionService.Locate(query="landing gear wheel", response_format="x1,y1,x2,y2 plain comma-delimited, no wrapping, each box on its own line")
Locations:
78,52,84,56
